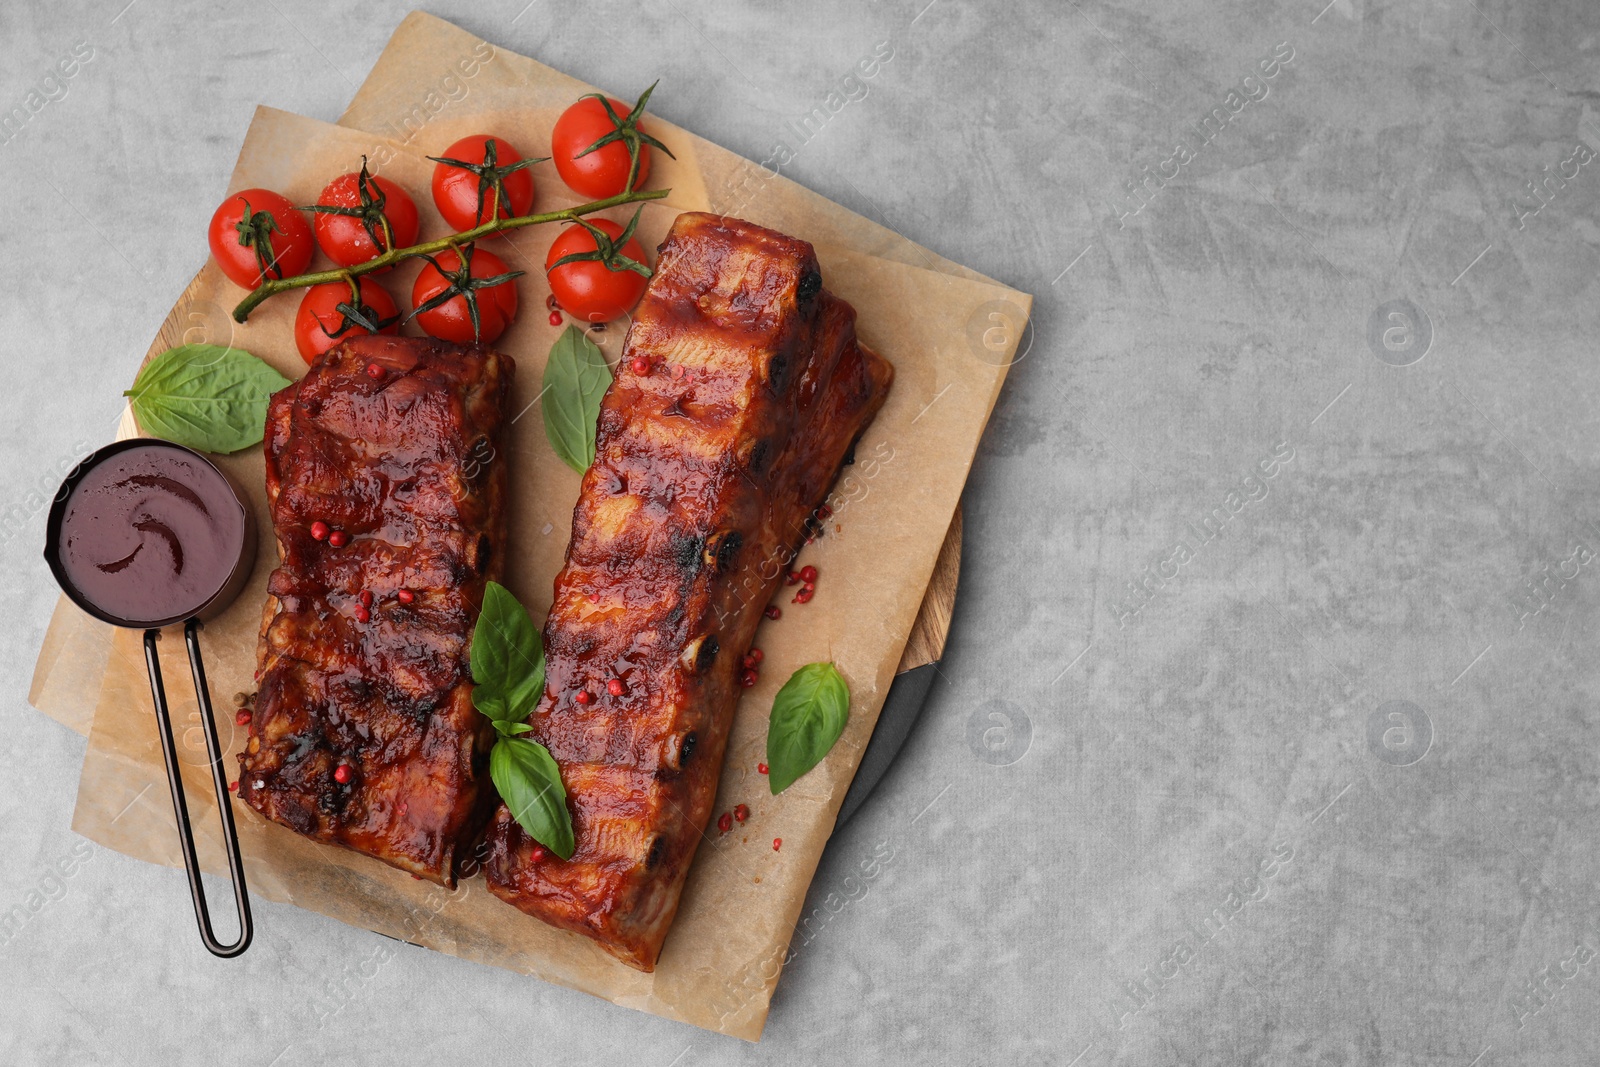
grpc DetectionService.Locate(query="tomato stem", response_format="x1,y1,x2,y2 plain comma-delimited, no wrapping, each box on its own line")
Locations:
230,185,670,324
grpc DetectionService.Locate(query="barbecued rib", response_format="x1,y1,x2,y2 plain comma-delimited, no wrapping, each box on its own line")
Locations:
239,336,514,888
483,212,894,970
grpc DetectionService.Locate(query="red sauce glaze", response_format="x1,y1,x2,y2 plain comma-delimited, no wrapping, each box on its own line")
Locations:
238,336,514,887
482,212,893,970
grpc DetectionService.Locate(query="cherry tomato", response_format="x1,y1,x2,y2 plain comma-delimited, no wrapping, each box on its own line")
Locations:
545,219,649,323
207,188,313,290
430,134,536,235
551,96,654,199
411,247,520,344
293,279,400,364
312,170,420,268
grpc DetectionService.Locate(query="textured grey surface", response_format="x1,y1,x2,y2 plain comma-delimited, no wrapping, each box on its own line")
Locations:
4,0,1600,1062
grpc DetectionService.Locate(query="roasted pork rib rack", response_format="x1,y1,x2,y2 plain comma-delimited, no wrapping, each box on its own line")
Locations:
239,336,514,887
484,212,894,969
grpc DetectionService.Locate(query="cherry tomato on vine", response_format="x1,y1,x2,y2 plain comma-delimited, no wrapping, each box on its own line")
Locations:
551,83,673,200
311,168,419,269
545,218,649,323
411,246,521,344
293,279,400,364
429,134,538,234
207,188,313,290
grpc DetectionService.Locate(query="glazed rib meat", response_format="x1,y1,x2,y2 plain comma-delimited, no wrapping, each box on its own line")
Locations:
239,336,514,887
484,212,894,969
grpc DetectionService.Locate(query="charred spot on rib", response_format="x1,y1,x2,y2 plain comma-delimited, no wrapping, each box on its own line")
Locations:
744,437,771,476
703,530,742,573
391,693,437,724
718,532,742,570
317,786,351,817
645,834,667,870
284,728,322,766
767,353,790,393
797,270,822,302
842,440,858,466
672,533,703,574
606,469,627,495
474,532,493,574
679,731,697,766
680,633,718,673
277,797,316,835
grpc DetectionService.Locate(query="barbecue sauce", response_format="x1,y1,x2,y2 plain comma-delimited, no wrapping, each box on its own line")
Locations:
58,443,246,624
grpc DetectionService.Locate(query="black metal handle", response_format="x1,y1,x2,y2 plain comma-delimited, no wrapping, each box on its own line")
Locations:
141,621,253,958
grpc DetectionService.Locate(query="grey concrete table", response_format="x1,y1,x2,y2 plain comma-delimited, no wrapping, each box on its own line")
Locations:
4,0,1599,1063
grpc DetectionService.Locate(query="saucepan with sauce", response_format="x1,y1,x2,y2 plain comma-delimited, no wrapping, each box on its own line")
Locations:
44,439,254,957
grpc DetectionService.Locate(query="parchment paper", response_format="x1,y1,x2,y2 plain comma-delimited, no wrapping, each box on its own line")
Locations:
38,17,1030,1041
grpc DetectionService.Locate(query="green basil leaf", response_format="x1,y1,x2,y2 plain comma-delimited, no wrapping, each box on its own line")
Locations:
541,325,612,473
766,662,851,795
123,344,291,454
476,692,509,723
491,735,575,859
471,583,573,856
470,580,545,723
487,717,534,739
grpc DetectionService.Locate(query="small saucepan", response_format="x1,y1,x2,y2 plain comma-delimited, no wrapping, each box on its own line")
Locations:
43,438,255,958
